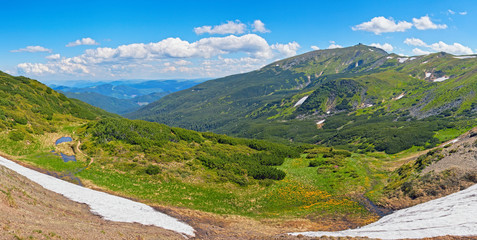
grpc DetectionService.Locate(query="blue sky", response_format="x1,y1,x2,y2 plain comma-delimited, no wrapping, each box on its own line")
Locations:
0,0,475,83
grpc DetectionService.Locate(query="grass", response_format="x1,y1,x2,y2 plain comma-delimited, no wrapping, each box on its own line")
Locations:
434,127,472,142
10,128,384,222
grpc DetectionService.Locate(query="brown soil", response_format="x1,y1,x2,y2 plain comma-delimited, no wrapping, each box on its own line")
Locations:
0,165,184,240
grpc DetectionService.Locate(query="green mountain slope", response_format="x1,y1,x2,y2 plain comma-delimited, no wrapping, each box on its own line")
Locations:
129,45,477,153
0,71,114,133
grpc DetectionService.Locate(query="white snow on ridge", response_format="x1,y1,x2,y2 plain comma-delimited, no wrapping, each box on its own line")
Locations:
290,182,477,239
425,72,431,78
0,157,195,237
454,56,476,59
434,76,449,82
398,57,409,63
294,95,309,107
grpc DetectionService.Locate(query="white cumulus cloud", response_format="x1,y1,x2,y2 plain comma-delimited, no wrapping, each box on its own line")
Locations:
412,48,432,55
404,38,427,47
311,45,320,50
429,41,473,55
11,46,52,53
252,20,270,33
370,43,393,52
328,41,342,49
46,54,61,60
271,41,300,57
194,20,247,35
412,16,447,30
352,16,413,35
404,38,473,55
16,34,300,79
66,37,100,47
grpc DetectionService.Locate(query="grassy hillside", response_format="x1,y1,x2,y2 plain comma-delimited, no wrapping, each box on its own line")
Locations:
0,71,115,156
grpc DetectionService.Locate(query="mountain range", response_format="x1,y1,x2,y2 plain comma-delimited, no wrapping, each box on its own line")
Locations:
51,79,203,114
129,44,477,153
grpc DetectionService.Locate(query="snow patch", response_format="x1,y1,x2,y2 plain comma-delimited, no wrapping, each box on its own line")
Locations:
316,119,325,125
290,182,477,239
386,56,393,59
445,138,460,146
409,57,416,61
422,61,429,64
294,96,309,107
434,76,449,82
0,157,195,237
355,62,359,67
425,72,432,78
454,56,476,59
394,93,405,100
398,57,409,63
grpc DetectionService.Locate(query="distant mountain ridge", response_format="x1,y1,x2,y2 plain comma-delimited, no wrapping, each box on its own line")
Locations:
52,79,203,114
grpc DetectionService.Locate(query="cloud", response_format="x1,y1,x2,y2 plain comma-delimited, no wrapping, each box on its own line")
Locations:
370,43,393,52
448,9,456,15
194,20,247,35
353,15,448,34
352,16,413,34
11,46,52,53
429,41,473,55
404,38,427,47
16,34,299,79
412,48,432,55
17,63,55,74
79,34,275,61
173,59,192,65
404,38,473,55
271,41,300,57
46,54,61,60
412,16,447,30
328,41,342,49
66,37,100,47
460,11,468,15
311,46,320,50
252,20,270,33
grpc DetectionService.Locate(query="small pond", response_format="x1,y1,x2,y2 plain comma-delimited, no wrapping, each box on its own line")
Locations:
53,137,76,162
55,136,73,145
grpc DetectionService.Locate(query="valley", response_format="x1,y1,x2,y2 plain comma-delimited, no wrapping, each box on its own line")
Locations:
1,45,477,239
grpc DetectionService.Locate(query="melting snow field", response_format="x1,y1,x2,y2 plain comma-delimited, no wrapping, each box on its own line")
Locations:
454,56,476,59
294,95,309,107
290,183,477,239
0,156,195,237
398,57,409,63
434,76,449,82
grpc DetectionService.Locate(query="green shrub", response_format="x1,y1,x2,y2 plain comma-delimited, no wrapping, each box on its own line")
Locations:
8,130,25,141
145,165,161,175
308,160,320,167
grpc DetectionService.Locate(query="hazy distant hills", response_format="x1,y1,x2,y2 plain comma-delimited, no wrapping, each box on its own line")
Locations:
51,79,204,114
129,44,477,152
